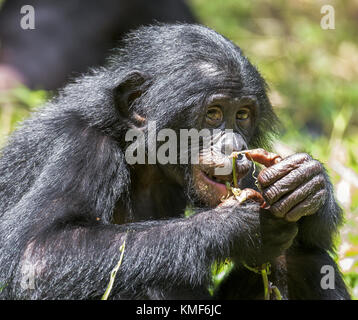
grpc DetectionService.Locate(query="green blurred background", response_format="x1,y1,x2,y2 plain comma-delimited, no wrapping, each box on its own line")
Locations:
0,0,357,298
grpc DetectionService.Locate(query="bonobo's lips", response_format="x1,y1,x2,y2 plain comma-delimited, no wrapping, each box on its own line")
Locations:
199,169,229,196
192,156,251,207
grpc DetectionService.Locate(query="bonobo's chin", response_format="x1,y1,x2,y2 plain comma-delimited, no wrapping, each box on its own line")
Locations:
192,166,228,207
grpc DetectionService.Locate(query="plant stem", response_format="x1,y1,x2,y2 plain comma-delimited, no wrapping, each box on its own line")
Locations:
101,239,126,300
261,263,270,300
232,156,238,188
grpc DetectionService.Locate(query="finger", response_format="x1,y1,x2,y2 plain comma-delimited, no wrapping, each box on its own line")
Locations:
217,196,237,208
285,189,327,222
269,174,325,218
258,153,313,188
261,160,323,204
245,148,282,167
236,188,265,205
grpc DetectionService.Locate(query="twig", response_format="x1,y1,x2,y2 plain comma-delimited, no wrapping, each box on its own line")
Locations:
243,262,282,300
101,239,126,300
261,263,270,300
232,155,238,188
271,285,282,300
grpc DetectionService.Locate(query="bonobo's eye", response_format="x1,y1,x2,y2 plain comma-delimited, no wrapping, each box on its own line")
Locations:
206,106,223,126
236,107,250,121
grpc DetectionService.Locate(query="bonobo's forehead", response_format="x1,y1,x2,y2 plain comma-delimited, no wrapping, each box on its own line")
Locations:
194,58,265,98
115,23,265,93
196,62,221,77
181,27,265,95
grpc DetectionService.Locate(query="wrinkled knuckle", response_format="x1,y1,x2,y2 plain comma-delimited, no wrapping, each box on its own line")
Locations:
311,159,323,172
294,166,304,177
310,174,324,191
291,153,311,164
263,184,280,204
258,169,270,186
271,201,289,218
316,174,326,187
269,204,282,217
299,153,312,162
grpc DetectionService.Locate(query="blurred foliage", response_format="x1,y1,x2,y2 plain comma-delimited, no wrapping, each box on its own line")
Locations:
0,87,48,146
190,0,358,298
0,0,357,299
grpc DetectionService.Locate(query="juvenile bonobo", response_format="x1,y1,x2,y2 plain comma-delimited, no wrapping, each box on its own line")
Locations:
0,24,350,299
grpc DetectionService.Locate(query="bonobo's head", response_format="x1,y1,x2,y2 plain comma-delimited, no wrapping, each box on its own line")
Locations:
102,24,279,207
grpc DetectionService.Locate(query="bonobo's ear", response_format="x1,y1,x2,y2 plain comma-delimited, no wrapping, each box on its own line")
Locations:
113,71,148,126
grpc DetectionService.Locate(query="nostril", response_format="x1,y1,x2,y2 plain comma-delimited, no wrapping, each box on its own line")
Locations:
235,153,248,163
236,153,244,161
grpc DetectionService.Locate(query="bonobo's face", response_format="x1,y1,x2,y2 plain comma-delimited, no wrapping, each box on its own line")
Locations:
191,92,256,207
115,24,276,209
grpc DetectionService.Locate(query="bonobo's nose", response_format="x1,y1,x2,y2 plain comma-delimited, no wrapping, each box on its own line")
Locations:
219,131,247,156
235,152,245,162
221,140,241,156
233,151,251,179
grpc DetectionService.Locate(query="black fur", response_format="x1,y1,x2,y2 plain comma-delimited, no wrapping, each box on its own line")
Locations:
0,24,350,299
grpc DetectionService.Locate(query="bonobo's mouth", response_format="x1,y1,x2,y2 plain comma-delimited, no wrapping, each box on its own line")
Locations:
192,155,251,207
199,169,229,196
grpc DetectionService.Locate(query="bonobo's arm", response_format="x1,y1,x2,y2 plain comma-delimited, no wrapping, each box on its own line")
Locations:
3,124,296,299
12,198,296,299
256,153,343,251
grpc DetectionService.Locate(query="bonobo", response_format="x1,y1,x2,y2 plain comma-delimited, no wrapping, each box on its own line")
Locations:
0,24,350,299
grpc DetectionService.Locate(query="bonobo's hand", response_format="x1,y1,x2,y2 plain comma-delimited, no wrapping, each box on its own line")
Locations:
254,152,328,222
258,209,298,263
218,196,298,265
